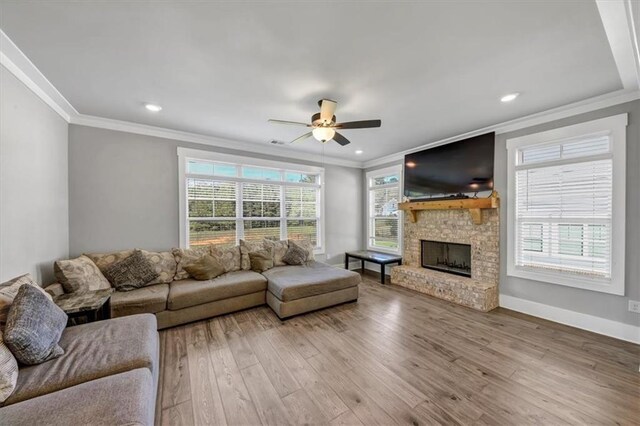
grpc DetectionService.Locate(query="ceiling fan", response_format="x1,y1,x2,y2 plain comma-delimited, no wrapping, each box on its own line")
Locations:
268,99,381,146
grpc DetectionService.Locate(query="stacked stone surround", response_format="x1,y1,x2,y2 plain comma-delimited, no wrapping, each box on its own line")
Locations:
391,208,499,311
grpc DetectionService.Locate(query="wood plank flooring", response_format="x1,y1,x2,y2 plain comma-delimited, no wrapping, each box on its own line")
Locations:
156,272,640,425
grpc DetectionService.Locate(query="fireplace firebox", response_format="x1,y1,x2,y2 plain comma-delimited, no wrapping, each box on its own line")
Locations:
421,240,471,277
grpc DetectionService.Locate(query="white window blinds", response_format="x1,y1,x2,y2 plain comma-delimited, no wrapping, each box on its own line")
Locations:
515,135,613,278
367,168,401,252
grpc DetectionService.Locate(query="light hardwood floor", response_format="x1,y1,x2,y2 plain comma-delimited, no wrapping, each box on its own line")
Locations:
156,272,640,425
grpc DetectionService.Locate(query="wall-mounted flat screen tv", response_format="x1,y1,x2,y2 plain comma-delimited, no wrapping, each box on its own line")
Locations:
404,132,495,200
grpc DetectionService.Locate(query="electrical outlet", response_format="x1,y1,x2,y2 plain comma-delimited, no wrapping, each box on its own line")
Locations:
629,300,640,313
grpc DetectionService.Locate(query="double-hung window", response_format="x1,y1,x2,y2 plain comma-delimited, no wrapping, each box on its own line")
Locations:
179,149,324,252
366,166,402,253
507,114,627,295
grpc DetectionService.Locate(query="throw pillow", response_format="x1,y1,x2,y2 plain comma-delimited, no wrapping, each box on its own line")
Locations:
172,246,211,280
1,274,52,325
282,243,307,265
4,284,67,365
263,239,289,266
139,250,177,284
184,254,226,280
0,330,18,403
54,255,111,293
103,250,159,292
249,248,274,272
85,249,134,273
211,245,243,272
289,239,315,262
239,239,265,270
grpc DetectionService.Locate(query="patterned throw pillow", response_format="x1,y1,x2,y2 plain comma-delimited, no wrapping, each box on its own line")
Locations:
183,254,226,280
54,255,112,294
172,246,211,281
85,250,133,273
0,330,18,403
263,239,289,266
239,240,266,270
287,240,315,262
249,248,274,272
139,250,177,284
211,245,243,272
1,274,52,325
4,285,67,365
103,250,159,292
282,243,307,265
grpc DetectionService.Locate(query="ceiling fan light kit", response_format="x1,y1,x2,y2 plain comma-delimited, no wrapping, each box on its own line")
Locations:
268,98,382,146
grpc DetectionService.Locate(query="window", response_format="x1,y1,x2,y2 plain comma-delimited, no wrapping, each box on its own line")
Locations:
507,114,627,295
178,149,324,252
366,166,402,253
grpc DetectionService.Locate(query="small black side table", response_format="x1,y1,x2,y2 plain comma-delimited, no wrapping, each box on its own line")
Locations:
54,289,113,326
345,250,403,284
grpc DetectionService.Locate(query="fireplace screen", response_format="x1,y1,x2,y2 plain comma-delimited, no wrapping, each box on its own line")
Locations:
421,240,471,277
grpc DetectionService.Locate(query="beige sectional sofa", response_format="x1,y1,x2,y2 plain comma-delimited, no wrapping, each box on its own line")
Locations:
46,241,361,328
0,314,159,425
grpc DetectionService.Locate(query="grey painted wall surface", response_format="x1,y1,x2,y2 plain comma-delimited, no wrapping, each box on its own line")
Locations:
0,65,69,284
68,125,362,265
363,100,639,326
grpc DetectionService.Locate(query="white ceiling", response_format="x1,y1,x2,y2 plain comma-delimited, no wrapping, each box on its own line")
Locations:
0,1,622,163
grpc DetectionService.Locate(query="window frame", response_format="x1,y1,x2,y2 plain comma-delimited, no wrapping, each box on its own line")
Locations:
366,165,403,254
506,114,627,295
178,148,325,254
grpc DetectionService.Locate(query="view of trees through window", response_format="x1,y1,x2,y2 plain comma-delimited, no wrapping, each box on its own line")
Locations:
186,160,321,248
368,169,400,251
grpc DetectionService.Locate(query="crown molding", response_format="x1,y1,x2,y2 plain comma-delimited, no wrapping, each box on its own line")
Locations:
70,114,364,168
363,89,640,169
0,29,77,121
596,0,640,90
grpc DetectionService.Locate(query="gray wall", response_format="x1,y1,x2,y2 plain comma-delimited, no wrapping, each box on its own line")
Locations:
363,100,639,326
0,65,69,284
495,100,639,326
68,125,362,266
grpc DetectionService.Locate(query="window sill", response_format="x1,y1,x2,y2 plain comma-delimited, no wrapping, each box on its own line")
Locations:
507,265,624,296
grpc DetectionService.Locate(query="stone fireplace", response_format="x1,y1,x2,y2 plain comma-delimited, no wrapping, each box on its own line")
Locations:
391,208,499,311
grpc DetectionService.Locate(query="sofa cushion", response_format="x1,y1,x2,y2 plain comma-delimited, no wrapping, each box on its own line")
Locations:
0,331,18,403
239,239,266,270
3,314,158,406
168,271,267,311
103,250,159,292
4,285,67,365
54,255,111,293
262,262,360,302
210,245,243,272
184,254,226,280
0,368,154,426
110,284,169,317
264,239,289,266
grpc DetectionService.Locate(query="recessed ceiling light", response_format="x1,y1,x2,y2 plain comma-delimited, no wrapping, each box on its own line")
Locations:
355,150,363,155
144,103,162,112
500,93,520,103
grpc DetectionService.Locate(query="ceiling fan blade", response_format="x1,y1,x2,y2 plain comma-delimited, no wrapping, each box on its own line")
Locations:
290,131,313,144
334,119,381,129
332,132,351,146
268,119,310,127
319,99,337,123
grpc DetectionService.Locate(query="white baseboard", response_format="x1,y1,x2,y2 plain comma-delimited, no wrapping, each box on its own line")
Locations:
500,294,640,344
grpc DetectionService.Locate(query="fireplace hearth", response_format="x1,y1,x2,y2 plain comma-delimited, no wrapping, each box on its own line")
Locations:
421,240,471,277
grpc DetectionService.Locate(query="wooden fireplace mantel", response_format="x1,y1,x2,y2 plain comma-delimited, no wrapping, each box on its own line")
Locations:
398,191,500,225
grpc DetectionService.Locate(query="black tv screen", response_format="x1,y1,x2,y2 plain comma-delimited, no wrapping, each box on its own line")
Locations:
404,132,495,200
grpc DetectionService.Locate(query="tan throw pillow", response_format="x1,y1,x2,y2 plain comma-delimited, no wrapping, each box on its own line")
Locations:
184,255,226,280
0,330,18,403
264,239,289,266
239,239,266,270
139,250,177,284
1,274,53,325
249,248,274,273
282,243,307,265
288,239,315,262
172,246,211,280
210,245,242,272
85,250,134,273
54,255,111,294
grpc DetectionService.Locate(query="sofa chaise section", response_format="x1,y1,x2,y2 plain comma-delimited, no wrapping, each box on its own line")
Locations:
263,261,360,319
